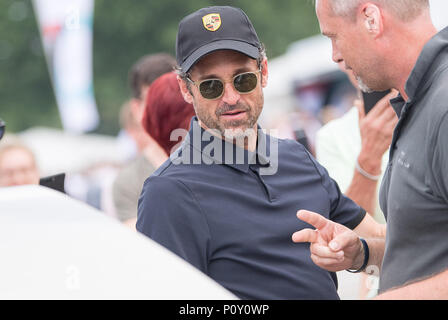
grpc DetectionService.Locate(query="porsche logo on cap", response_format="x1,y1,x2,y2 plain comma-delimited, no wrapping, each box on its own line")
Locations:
202,13,221,32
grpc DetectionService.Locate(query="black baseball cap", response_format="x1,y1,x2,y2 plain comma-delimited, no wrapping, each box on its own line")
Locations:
176,6,262,72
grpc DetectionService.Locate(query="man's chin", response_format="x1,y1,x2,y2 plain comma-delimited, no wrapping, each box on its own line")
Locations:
356,76,374,93
222,126,257,140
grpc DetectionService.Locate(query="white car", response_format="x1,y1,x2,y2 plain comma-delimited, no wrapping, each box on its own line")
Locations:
0,185,236,300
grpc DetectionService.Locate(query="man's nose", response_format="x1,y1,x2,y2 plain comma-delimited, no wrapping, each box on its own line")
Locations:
331,44,343,64
221,82,240,105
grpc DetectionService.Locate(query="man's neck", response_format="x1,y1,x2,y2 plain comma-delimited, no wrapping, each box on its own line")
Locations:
391,15,438,101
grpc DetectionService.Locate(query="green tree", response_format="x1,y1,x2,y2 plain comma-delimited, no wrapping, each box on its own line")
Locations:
0,0,60,133
0,0,320,135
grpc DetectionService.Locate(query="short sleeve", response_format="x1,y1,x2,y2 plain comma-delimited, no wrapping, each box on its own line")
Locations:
136,175,211,273
431,112,448,201
307,150,366,230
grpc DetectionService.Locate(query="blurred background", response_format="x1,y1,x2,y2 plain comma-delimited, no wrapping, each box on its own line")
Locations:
1,0,447,213
1,0,322,134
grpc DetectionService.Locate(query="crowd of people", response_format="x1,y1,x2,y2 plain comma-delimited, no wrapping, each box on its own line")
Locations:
1,0,447,300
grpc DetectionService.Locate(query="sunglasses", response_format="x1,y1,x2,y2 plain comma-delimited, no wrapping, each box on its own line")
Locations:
0,119,5,141
187,69,261,100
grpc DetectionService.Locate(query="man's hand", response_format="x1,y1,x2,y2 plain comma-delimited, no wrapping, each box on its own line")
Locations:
356,90,398,175
292,210,364,272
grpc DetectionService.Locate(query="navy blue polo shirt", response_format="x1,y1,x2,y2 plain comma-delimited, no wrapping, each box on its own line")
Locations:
137,117,366,299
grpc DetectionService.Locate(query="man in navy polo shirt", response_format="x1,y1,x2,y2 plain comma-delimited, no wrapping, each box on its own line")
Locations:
136,6,384,299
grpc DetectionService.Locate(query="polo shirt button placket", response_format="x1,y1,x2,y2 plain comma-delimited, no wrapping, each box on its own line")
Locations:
249,165,275,203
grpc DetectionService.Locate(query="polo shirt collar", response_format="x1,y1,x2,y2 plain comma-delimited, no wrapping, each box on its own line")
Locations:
404,27,448,104
186,116,271,173
389,27,448,118
390,94,406,118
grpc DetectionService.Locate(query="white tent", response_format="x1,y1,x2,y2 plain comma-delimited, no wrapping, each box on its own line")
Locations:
262,34,338,124
0,185,236,299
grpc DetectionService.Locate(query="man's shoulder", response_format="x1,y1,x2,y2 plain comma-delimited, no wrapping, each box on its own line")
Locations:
144,159,191,188
142,145,211,192
422,70,448,125
431,67,448,103
140,171,195,207
272,135,311,157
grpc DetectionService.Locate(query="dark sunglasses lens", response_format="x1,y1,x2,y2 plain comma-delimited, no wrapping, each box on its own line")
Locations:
234,73,258,93
199,79,224,99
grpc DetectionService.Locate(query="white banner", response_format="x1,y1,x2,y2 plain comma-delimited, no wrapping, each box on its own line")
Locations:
33,0,99,133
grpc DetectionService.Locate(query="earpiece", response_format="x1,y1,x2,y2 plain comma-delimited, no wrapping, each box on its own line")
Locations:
365,17,376,31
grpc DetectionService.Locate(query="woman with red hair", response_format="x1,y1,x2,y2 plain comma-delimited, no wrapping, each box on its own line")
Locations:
141,72,195,156
113,71,195,229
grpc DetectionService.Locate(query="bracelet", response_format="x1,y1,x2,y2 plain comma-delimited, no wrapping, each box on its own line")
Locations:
346,238,370,273
355,159,381,181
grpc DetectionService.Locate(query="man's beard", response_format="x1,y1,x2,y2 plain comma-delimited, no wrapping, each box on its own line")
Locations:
217,103,257,139
357,76,374,93
196,99,263,140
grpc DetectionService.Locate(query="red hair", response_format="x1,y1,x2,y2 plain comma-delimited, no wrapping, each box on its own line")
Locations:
141,72,195,155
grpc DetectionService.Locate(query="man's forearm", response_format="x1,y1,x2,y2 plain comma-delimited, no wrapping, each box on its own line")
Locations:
375,269,448,299
365,238,385,273
345,170,379,215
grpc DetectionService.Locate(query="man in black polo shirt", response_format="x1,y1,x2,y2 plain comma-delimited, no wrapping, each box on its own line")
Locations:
294,0,448,299
137,6,383,299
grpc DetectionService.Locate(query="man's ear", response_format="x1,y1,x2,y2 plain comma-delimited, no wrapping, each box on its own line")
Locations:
177,75,194,104
361,3,383,37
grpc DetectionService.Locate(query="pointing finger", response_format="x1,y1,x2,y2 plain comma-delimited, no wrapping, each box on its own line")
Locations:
297,210,329,230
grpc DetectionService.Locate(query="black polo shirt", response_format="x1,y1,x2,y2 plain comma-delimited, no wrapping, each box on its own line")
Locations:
137,117,366,299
